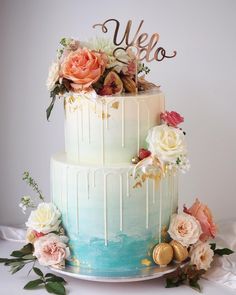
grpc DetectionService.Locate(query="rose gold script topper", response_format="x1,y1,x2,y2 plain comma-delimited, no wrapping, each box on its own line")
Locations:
93,19,177,64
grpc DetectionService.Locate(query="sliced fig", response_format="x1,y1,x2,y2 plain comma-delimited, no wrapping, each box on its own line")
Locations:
100,71,123,95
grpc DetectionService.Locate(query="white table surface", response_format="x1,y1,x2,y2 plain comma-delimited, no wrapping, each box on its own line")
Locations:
0,240,235,295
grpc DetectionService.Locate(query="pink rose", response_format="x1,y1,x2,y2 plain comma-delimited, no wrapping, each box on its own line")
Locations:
61,48,108,90
160,111,184,128
33,233,69,267
184,199,217,241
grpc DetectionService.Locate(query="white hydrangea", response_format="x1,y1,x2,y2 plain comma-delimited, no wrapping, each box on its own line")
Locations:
167,155,190,173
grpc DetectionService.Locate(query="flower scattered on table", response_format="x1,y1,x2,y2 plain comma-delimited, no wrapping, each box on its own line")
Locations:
0,171,69,295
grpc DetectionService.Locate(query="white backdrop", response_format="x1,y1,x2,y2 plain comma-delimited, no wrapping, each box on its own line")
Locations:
0,0,236,226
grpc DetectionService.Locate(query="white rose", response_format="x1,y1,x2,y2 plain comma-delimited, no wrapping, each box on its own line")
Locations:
46,61,60,91
146,125,187,164
26,203,61,234
168,213,202,247
190,241,214,270
34,233,70,267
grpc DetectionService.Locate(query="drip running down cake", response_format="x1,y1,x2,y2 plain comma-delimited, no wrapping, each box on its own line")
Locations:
47,20,189,271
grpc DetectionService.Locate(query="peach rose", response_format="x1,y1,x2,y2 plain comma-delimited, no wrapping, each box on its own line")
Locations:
61,48,107,90
33,233,70,267
168,213,202,247
190,241,214,270
184,199,217,241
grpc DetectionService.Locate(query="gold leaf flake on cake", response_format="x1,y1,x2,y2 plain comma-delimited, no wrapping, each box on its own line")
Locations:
141,258,152,266
111,101,119,109
68,95,76,104
133,181,142,189
71,256,80,267
101,112,111,120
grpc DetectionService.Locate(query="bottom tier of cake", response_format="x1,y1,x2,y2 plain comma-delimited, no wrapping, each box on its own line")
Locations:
51,153,178,271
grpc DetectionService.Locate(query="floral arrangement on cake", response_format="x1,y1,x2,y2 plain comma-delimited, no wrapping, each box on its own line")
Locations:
46,37,155,120
0,172,69,295
132,110,190,187
151,199,234,291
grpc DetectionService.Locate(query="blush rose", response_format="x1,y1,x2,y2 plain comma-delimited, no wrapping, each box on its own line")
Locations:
33,233,70,267
184,199,217,241
168,213,202,247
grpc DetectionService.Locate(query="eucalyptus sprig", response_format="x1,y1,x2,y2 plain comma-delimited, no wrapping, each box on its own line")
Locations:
0,243,36,275
46,82,68,121
24,268,67,295
23,171,44,201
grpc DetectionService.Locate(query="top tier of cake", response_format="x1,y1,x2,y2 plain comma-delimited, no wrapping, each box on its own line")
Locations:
64,89,164,165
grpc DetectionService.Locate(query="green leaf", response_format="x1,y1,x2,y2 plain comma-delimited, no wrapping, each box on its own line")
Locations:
46,276,67,284
45,281,66,295
210,243,216,251
45,272,66,284
10,263,25,274
1,258,25,265
0,258,12,263
24,279,44,289
189,279,201,292
23,254,36,260
46,95,56,121
166,277,183,288
214,248,234,256
33,267,44,277
10,251,24,258
10,243,33,257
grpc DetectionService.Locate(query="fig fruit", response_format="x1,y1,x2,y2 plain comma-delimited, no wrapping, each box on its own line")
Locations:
99,71,123,95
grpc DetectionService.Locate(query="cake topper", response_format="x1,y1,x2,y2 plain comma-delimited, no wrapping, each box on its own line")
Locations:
93,19,177,64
